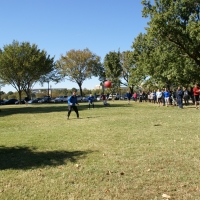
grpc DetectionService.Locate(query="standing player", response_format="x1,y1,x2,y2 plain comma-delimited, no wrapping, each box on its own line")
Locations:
126,91,132,104
156,89,162,106
177,86,183,109
163,88,170,107
87,94,94,109
67,91,79,119
193,83,200,109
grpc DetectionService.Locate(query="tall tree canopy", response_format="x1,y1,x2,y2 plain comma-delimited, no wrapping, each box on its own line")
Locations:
0,41,55,100
130,0,200,87
57,48,101,96
132,32,200,87
120,51,145,93
104,51,122,93
142,0,200,67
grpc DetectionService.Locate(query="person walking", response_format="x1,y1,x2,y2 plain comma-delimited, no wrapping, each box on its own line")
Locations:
126,91,132,104
193,83,200,109
133,92,137,102
177,86,183,109
67,91,79,119
87,94,94,109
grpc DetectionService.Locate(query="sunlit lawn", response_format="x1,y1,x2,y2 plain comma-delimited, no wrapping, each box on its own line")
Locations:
0,101,200,200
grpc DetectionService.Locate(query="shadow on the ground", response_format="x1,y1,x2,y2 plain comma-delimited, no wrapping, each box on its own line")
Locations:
0,146,93,170
0,102,128,116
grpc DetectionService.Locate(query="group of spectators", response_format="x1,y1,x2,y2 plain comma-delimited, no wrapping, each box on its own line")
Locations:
67,85,200,119
128,84,200,109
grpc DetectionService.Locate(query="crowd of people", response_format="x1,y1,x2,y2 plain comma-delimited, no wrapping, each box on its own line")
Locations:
131,84,200,109
66,84,200,119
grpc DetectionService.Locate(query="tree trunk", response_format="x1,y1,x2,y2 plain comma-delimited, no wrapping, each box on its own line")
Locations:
78,83,83,96
129,86,134,94
24,88,31,99
18,90,22,104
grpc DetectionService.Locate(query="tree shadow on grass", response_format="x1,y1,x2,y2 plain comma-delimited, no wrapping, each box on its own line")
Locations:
0,146,93,170
0,102,128,117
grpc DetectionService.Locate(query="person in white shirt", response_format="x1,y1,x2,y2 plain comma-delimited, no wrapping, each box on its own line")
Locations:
156,89,162,106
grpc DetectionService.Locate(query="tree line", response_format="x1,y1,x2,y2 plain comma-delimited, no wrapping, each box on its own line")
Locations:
0,0,199,101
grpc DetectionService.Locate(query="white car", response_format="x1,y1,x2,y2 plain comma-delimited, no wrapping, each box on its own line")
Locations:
76,95,83,102
108,94,120,100
52,96,68,103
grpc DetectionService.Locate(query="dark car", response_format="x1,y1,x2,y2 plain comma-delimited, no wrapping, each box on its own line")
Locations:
3,99,18,105
28,98,42,104
0,100,5,105
15,99,25,104
38,97,52,103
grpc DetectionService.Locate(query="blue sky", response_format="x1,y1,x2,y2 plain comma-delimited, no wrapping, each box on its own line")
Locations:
0,0,149,93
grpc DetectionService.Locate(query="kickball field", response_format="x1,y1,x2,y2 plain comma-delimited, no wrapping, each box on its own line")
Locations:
0,101,200,199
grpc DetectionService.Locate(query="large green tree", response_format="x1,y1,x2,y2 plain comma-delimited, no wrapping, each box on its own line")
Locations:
0,41,55,100
120,51,146,93
142,0,200,68
132,32,200,87
104,51,122,94
57,48,101,96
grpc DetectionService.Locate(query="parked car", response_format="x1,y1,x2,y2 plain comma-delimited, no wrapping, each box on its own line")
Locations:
3,99,18,105
28,98,42,104
108,94,120,100
15,99,25,104
38,97,52,103
0,100,5,105
96,95,108,101
51,96,68,103
15,97,31,104
82,96,89,102
120,94,127,100
50,98,56,103
76,95,83,102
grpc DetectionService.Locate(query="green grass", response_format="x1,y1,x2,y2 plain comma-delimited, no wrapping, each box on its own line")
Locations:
0,101,200,200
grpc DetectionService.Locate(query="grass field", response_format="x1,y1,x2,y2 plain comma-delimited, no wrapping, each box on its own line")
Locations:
0,101,200,200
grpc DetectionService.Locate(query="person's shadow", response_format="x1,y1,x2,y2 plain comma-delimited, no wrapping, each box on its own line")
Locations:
0,146,93,170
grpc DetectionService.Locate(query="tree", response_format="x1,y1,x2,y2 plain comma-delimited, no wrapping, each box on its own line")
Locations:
120,51,146,93
57,48,101,96
104,51,122,94
0,41,55,101
132,32,200,87
142,0,200,68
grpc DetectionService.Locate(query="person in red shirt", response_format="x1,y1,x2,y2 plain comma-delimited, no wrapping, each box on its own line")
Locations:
193,84,200,109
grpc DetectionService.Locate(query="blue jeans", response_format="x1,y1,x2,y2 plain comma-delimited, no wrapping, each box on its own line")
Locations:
177,98,183,108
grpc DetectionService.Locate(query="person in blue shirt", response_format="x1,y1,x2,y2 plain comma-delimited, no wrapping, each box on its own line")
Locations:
67,91,79,119
163,88,170,107
87,94,94,109
126,91,132,104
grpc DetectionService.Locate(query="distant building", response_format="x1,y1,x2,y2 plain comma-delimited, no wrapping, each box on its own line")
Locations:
94,85,102,90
